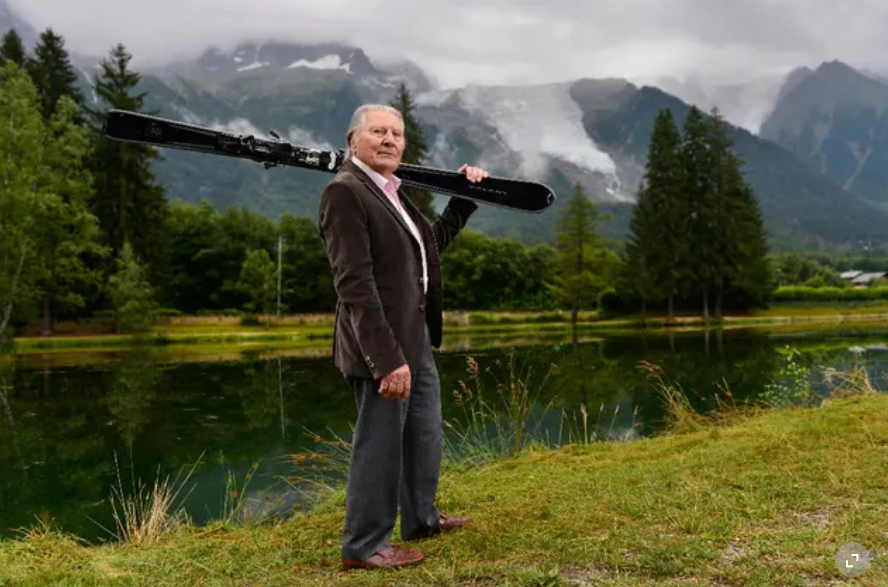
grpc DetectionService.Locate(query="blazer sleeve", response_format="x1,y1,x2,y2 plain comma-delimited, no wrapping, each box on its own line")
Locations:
431,197,478,254
318,180,406,379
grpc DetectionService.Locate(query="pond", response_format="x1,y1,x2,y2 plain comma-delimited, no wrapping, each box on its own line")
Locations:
1,326,887,542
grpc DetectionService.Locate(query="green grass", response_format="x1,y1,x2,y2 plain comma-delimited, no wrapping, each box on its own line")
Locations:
2,390,886,585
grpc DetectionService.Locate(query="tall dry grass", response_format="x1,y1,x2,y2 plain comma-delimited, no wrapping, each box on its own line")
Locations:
106,453,199,544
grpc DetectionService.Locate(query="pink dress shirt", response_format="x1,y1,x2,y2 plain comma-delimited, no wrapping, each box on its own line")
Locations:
352,157,428,294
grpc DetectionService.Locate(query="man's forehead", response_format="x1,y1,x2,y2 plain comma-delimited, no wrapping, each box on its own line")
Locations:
365,111,401,126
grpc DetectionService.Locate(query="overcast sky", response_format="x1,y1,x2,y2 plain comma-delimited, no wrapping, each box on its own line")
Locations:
9,0,888,87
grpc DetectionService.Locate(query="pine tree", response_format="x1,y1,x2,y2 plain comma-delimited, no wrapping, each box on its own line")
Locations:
0,28,28,69
389,81,436,219
715,133,772,311
85,43,168,291
680,105,716,318
730,181,772,308
620,181,660,321
703,107,742,318
108,241,156,333
548,183,610,338
640,108,686,321
27,28,84,122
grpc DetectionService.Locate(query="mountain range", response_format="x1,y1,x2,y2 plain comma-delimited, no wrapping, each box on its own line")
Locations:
5,0,888,252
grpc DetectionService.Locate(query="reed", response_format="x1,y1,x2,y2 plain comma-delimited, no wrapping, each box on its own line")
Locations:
104,453,198,544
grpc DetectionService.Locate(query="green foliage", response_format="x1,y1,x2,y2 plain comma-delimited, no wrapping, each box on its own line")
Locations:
760,347,813,407
771,285,888,302
239,314,262,326
441,229,557,310
0,62,65,340
389,81,435,219
278,214,336,313
34,95,107,331
0,63,41,332
769,252,853,287
236,249,277,314
596,288,622,317
108,242,157,333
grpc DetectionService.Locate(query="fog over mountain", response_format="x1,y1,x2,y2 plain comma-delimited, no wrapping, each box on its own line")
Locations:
10,0,888,92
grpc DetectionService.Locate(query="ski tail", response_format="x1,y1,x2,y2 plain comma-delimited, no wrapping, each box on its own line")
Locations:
397,164,555,213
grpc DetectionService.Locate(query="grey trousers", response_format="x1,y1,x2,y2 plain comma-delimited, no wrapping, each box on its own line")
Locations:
341,328,443,561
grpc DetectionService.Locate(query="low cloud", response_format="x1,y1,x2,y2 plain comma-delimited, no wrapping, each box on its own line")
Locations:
11,0,888,88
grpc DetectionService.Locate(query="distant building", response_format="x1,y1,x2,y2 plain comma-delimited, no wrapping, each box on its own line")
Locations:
840,270,863,280
851,272,887,287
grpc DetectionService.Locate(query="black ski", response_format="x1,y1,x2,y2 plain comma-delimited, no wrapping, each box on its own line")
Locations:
102,109,556,213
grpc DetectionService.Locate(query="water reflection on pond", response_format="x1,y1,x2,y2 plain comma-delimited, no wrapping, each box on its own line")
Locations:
1,326,887,542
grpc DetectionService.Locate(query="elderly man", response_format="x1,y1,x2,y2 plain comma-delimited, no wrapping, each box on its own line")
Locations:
317,103,488,570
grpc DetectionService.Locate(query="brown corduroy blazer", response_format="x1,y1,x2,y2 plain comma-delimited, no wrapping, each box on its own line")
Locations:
317,159,477,380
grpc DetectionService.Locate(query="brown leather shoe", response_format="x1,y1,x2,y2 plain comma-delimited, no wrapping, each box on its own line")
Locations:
341,545,424,570
438,512,472,532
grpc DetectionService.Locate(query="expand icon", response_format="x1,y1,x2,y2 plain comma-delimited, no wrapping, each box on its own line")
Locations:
835,542,871,578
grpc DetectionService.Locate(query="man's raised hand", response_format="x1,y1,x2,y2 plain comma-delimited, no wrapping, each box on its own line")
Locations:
458,163,489,183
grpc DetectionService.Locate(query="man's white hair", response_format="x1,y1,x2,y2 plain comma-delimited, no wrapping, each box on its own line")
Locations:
344,104,404,160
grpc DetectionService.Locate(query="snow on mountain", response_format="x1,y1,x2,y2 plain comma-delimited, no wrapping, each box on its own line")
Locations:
416,81,624,197
190,41,379,77
287,54,352,73
237,61,269,72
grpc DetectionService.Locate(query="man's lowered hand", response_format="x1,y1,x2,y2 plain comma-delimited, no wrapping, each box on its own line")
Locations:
379,364,411,400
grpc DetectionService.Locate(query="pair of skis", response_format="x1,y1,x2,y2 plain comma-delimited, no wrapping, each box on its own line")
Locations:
101,109,556,213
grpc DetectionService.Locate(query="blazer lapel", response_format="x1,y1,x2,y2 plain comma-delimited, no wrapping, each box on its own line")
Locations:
343,159,416,241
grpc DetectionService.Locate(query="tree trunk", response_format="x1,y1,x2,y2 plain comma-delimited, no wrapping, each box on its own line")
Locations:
702,286,709,320
571,298,578,345
41,295,52,336
640,298,647,326
715,288,723,320
0,243,28,346
667,294,674,323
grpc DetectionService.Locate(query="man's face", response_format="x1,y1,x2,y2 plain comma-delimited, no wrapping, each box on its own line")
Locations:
352,110,405,176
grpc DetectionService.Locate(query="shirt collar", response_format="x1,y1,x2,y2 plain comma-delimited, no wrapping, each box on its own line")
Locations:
352,156,401,192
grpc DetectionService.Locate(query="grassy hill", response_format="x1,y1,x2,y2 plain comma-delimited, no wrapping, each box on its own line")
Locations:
2,386,886,586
